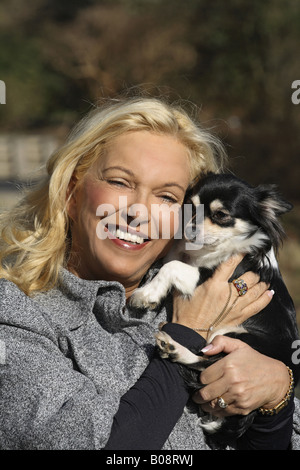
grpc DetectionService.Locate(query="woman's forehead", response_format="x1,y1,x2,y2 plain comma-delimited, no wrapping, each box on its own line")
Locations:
96,131,191,185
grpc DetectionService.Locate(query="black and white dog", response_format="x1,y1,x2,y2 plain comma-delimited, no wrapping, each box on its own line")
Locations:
130,172,299,447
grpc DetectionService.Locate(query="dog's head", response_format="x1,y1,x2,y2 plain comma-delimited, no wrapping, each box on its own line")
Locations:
184,173,292,257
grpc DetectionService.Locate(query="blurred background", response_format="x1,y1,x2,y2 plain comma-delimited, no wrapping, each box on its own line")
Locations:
0,0,299,381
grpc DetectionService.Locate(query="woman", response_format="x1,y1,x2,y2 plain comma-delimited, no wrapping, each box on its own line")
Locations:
0,96,299,450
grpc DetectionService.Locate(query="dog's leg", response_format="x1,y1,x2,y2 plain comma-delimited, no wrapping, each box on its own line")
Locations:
155,331,224,433
155,331,206,370
130,261,200,309
206,325,248,343
156,330,227,434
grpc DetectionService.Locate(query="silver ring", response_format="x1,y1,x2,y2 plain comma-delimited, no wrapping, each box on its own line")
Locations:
217,396,228,409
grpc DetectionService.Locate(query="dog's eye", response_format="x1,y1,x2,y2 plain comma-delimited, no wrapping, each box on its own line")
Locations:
212,210,231,223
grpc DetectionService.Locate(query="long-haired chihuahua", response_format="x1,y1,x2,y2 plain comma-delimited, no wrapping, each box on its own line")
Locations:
130,172,299,448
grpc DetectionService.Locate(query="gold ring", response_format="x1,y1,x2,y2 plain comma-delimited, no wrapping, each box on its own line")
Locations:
232,278,248,296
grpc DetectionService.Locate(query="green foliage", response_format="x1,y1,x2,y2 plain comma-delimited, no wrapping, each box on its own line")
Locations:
0,0,300,199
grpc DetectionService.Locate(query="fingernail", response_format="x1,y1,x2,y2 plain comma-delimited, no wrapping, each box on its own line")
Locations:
201,344,214,353
267,289,275,298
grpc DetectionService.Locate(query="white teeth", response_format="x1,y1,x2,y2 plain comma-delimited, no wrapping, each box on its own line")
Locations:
111,228,145,244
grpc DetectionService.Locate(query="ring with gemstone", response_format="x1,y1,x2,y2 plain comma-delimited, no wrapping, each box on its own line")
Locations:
217,396,228,409
232,278,248,296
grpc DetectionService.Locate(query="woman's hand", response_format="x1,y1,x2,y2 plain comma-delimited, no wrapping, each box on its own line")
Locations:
172,254,274,339
193,335,291,416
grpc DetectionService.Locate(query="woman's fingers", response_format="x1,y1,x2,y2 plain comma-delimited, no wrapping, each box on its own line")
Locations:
235,282,273,323
213,254,244,281
172,254,274,336
193,337,248,408
231,271,260,290
213,254,270,300
212,256,273,319
241,289,274,320
201,334,247,356
192,336,290,417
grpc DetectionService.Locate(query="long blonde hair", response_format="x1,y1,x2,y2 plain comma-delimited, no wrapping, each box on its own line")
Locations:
0,96,227,295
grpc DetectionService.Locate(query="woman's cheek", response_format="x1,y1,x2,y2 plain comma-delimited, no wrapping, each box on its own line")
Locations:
85,184,115,212
155,204,181,240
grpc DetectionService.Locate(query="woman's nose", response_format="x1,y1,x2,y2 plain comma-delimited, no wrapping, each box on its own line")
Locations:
127,202,150,227
124,189,152,228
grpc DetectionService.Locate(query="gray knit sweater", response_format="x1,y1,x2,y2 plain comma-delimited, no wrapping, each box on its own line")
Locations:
0,267,299,450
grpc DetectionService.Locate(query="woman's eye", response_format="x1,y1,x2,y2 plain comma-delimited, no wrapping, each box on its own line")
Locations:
107,179,128,187
160,194,178,204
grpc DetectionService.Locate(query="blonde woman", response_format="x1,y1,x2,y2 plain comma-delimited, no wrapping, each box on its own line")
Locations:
0,96,299,450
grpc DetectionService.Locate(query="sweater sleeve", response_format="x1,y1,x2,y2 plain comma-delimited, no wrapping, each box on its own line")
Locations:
160,327,295,450
161,327,294,450
237,398,294,450
104,323,206,449
105,321,295,450
0,297,206,451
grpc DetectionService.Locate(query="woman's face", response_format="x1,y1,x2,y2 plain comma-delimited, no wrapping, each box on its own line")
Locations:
68,131,190,296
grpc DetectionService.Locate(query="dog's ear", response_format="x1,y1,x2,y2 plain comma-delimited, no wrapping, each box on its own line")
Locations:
256,184,293,217
255,184,292,251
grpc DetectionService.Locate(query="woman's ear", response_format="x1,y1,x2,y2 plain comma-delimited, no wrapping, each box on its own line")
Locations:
66,174,79,222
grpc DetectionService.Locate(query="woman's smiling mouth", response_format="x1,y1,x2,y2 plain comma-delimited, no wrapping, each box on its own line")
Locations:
105,225,151,250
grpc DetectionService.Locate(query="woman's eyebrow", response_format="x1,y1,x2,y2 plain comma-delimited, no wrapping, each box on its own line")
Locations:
102,166,134,176
161,182,186,194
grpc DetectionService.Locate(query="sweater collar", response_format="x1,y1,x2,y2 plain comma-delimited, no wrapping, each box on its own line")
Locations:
46,262,163,332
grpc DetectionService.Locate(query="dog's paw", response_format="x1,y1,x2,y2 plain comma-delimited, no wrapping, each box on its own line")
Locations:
199,415,224,434
129,285,161,309
156,330,208,368
155,331,180,361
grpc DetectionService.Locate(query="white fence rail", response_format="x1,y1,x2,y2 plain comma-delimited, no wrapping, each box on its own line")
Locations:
0,134,58,212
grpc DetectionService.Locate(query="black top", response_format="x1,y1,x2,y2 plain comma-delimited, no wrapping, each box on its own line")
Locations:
104,323,294,450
